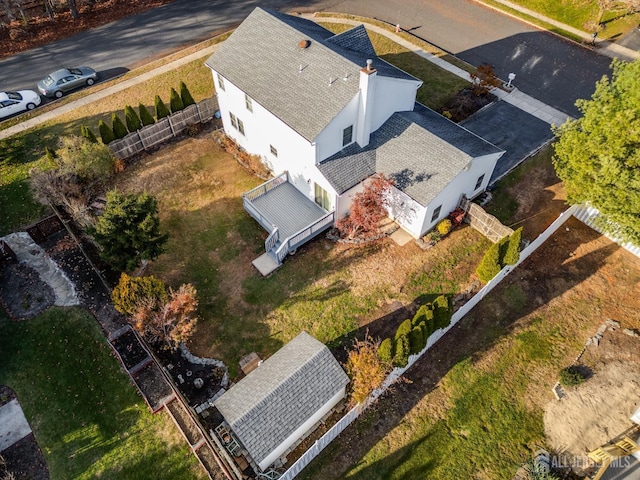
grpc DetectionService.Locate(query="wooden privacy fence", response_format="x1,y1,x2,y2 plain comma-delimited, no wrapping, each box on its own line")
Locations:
109,97,219,160
278,204,581,480
460,196,514,243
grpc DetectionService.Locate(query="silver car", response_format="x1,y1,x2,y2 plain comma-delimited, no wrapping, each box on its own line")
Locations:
37,66,98,98
0,90,42,119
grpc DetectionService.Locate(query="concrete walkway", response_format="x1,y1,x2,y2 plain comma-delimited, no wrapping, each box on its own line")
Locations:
309,15,573,126
2,232,78,306
483,0,639,62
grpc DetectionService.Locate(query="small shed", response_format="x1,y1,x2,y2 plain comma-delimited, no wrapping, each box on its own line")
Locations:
214,331,349,471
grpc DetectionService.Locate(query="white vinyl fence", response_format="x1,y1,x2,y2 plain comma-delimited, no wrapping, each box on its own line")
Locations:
109,97,218,160
573,204,640,259
277,204,582,480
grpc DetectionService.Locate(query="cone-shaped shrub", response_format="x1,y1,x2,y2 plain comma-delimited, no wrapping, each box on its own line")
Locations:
434,295,452,330
169,87,184,113
418,321,428,343
99,120,116,144
409,326,425,354
412,304,429,327
124,105,142,132
111,113,128,139
504,227,523,266
378,338,394,364
395,319,412,340
423,306,435,335
80,125,98,143
139,103,155,126
154,95,170,120
179,81,195,107
393,334,410,367
476,241,502,282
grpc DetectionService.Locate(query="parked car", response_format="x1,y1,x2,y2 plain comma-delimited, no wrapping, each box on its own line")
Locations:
0,90,42,119
37,66,98,98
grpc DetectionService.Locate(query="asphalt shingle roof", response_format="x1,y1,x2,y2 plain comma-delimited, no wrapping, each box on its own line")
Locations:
205,8,419,142
214,332,349,469
318,103,504,206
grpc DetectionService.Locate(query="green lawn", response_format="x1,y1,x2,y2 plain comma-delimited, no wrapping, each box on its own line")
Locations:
0,307,205,479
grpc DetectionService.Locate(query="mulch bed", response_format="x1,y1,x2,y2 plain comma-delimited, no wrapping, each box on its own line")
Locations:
0,262,55,319
0,387,49,480
132,364,173,412
111,329,150,370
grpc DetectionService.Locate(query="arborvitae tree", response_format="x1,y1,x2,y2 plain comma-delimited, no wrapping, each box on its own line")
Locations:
154,95,171,120
139,103,156,126
504,227,523,266
124,105,142,132
395,319,412,340
169,87,184,113
80,125,98,143
99,120,116,144
393,334,410,368
377,338,394,364
409,326,425,354
433,295,452,330
476,240,502,282
111,113,128,139
179,81,196,107
111,273,168,316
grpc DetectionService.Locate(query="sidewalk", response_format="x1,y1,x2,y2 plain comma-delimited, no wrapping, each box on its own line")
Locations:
309,15,572,126
482,0,639,62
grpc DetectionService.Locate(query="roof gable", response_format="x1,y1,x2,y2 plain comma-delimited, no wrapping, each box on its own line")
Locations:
318,103,504,205
205,8,419,142
215,332,349,468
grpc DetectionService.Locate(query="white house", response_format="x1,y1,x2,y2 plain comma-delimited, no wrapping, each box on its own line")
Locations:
213,331,349,473
205,8,504,267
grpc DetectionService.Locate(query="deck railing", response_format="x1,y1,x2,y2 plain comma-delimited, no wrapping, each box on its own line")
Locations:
242,172,288,202
265,228,279,252
274,211,335,263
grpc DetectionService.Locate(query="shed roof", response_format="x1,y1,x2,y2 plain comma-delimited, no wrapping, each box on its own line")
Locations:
214,331,349,469
205,8,419,142
318,103,504,206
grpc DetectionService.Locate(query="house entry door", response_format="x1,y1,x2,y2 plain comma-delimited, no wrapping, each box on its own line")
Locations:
314,183,331,211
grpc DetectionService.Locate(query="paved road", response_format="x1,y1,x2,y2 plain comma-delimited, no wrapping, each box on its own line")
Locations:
0,0,616,118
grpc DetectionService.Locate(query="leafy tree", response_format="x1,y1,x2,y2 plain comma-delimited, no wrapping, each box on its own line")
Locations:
504,227,523,265
124,105,142,132
377,338,394,364
92,190,168,271
476,240,502,282
179,81,196,107
336,174,394,239
132,283,198,349
80,125,97,143
111,113,128,139
553,59,640,245
154,95,171,120
111,273,168,316
169,87,184,113
393,334,410,367
394,319,412,340
139,103,156,126
470,63,501,96
346,336,389,405
99,120,116,144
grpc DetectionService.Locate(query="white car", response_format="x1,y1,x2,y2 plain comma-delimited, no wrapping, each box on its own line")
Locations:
0,90,42,119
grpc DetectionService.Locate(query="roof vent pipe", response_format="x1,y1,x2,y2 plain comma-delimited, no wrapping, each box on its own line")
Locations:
366,59,373,71
299,39,310,49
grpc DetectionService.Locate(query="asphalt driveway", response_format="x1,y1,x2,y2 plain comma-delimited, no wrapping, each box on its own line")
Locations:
461,100,554,183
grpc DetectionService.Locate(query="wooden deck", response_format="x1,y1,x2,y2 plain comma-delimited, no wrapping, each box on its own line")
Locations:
250,181,327,239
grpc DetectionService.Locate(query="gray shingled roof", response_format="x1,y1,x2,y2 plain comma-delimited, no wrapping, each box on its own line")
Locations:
318,103,504,206
214,332,349,469
205,8,419,142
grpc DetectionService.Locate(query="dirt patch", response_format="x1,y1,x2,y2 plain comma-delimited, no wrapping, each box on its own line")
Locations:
544,327,640,465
